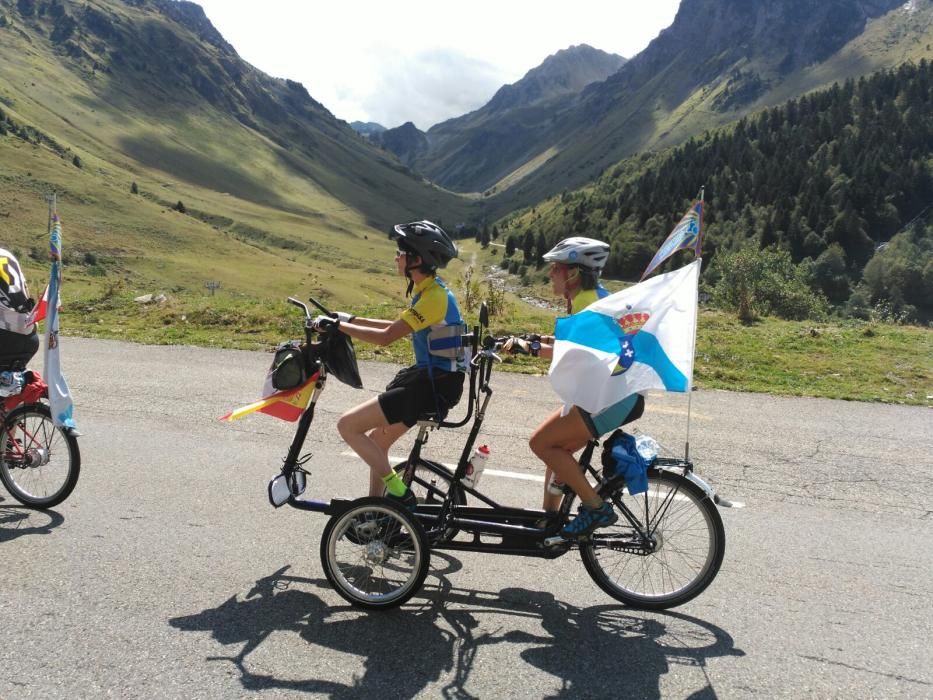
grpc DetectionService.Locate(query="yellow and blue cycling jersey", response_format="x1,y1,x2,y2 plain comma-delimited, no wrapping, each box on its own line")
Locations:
570,283,611,314
400,276,466,372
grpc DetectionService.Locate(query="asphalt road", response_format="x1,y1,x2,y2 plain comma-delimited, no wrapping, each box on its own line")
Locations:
1,337,931,699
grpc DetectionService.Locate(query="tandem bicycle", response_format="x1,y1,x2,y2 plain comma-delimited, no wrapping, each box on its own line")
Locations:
248,296,726,610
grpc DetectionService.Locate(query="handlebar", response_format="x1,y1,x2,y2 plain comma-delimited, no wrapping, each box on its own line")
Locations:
287,296,333,319
486,333,542,354
307,296,332,317
287,297,310,319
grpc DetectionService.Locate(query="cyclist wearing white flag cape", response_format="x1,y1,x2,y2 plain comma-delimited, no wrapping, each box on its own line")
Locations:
549,260,699,417
502,237,644,540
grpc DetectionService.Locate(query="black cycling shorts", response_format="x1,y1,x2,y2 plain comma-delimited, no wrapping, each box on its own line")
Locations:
378,366,465,427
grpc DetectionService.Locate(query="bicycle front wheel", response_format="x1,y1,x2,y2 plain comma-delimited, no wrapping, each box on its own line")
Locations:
0,403,80,509
580,469,724,609
320,497,430,610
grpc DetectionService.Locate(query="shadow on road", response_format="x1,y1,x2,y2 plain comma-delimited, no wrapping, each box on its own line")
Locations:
170,555,744,698
0,503,64,542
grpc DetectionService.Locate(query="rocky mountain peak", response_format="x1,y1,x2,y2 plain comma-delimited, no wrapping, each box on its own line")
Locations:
486,44,626,112
154,0,235,55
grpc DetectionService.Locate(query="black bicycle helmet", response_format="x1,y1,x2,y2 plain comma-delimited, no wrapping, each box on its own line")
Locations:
390,220,458,270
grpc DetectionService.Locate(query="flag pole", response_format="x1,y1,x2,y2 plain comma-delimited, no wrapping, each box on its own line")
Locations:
684,186,704,462
46,191,55,237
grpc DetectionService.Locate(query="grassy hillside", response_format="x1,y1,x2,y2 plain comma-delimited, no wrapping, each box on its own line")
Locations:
0,0,488,341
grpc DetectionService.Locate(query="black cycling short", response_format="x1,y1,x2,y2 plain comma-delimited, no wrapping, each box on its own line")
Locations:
378,366,465,427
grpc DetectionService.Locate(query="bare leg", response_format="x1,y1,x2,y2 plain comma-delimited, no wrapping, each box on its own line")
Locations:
530,407,598,508
337,397,409,496
542,467,562,513
365,423,410,496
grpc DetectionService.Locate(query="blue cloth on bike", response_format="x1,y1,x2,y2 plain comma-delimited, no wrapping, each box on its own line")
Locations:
608,432,649,496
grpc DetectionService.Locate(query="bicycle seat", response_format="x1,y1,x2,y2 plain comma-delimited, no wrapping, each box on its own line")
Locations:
416,405,454,429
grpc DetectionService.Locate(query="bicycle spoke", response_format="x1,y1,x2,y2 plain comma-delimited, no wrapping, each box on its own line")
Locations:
581,471,724,608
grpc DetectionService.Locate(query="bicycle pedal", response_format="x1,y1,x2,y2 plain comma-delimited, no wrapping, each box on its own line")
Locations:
543,534,570,548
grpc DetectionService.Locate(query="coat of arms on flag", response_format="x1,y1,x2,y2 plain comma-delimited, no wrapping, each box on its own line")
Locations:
611,312,650,375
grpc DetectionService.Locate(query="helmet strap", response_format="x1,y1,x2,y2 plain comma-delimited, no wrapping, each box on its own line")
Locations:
563,267,582,313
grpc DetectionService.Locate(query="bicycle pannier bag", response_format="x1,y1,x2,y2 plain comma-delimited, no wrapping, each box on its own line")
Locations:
600,429,649,495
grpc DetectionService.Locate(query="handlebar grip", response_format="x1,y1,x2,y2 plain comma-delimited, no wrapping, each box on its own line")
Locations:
308,296,332,316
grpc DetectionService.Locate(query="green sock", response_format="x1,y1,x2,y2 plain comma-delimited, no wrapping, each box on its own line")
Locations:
382,471,408,497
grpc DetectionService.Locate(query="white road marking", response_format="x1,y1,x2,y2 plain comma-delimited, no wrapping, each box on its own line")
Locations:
339,450,544,482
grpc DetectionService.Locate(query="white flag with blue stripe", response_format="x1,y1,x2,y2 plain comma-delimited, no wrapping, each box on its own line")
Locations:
44,215,77,431
549,260,700,415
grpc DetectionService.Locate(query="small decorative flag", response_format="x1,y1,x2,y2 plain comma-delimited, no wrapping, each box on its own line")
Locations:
220,372,320,422
641,200,703,280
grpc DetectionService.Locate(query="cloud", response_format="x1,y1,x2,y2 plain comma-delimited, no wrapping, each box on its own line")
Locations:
359,48,508,131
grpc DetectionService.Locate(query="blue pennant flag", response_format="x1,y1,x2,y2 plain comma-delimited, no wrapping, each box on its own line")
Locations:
641,200,703,280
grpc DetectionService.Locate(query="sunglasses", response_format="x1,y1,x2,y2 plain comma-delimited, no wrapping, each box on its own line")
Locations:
395,250,407,259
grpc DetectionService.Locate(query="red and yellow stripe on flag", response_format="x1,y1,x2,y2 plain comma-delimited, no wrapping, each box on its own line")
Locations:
220,371,320,423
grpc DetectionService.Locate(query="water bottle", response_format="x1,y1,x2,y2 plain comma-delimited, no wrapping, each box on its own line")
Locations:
462,444,490,489
0,370,24,398
547,474,566,497
635,434,660,463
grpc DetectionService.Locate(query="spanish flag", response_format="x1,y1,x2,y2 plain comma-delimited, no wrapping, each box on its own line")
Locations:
220,371,320,422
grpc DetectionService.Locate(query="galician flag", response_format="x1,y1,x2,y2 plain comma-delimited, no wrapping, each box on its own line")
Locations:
44,214,78,431
549,260,700,415
641,200,703,280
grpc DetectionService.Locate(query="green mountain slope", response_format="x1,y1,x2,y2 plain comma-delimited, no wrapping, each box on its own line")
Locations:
501,61,933,321
0,0,476,308
483,0,933,216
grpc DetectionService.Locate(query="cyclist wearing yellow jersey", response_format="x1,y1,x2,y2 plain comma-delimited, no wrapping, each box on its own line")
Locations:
503,237,644,539
322,221,466,506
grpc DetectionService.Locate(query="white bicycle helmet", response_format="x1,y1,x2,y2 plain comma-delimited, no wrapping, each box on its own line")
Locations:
542,237,610,270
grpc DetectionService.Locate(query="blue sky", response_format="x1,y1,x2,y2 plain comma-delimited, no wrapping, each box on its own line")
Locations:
195,0,681,130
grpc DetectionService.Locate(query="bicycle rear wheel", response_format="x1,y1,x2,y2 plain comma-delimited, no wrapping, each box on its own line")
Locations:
0,403,80,509
320,497,430,610
580,469,724,609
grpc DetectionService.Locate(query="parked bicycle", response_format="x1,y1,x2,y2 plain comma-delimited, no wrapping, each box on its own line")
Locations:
0,365,80,508
252,296,726,611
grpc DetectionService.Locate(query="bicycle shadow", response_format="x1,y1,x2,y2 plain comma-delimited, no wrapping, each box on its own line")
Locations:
169,555,743,699
0,503,64,542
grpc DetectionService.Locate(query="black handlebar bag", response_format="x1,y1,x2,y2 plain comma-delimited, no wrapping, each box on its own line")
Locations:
268,341,308,391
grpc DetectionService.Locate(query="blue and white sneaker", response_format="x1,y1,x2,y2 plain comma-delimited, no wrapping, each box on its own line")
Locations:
560,502,618,540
